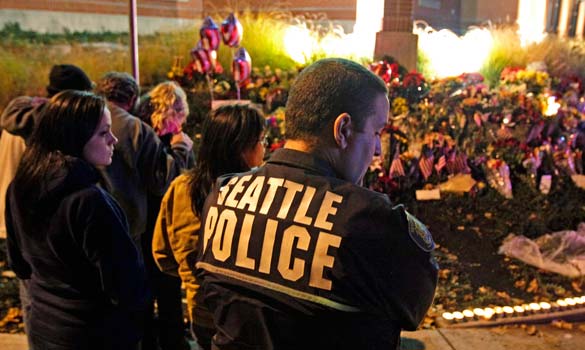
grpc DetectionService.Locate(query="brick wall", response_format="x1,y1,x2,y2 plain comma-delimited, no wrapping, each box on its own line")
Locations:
1,0,524,35
2,0,200,18
1,0,355,21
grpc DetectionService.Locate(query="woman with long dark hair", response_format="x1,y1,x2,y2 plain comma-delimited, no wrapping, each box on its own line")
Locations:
152,103,266,349
5,90,148,349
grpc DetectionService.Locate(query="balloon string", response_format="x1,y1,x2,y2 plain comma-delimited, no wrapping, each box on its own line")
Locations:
206,74,214,103
232,47,238,100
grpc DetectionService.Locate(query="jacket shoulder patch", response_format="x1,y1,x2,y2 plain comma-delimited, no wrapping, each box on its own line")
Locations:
405,211,435,252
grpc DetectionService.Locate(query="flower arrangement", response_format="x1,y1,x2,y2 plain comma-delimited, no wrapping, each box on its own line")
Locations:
364,58,585,201
169,46,585,201
499,66,551,94
264,106,287,152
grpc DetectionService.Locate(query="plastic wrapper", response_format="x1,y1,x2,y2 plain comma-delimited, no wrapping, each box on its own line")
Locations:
498,223,585,277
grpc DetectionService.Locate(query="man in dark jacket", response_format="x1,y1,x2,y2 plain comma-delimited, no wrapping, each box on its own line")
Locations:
0,64,94,141
196,58,438,350
95,72,192,350
94,72,193,242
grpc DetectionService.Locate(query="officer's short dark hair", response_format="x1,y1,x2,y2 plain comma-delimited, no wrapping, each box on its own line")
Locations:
95,72,139,105
284,58,388,142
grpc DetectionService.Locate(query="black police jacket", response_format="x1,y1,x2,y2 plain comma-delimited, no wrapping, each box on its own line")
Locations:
196,148,438,350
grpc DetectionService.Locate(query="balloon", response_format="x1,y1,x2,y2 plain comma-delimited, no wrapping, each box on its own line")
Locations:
232,47,251,86
191,41,212,74
221,13,243,47
200,16,220,51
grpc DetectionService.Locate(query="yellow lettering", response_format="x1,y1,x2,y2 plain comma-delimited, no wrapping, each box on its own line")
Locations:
235,214,256,270
258,178,284,215
217,177,238,206
236,176,265,212
224,175,252,208
278,225,309,282
202,206,218,254
259,219,278,274
293,186,316,226
276,180,303,220
315,191,343,231
212,209,237,262
309,232,342,290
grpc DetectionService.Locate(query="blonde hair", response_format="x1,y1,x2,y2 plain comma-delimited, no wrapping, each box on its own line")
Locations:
148,81,189,133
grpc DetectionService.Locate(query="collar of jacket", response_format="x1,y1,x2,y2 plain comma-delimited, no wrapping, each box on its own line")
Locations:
266,148,337,178
38,154,101,202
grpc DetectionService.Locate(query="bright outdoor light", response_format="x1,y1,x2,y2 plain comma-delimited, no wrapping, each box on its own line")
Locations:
283,25,315,64
283,0,383,64
415,22,493,79
282,0,552,77
517,0,547,46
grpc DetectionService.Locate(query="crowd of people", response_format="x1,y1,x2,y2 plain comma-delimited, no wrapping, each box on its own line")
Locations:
0,58,438,350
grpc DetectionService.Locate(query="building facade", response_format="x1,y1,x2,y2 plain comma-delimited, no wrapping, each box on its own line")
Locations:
1,0,582,37
0,0,356,34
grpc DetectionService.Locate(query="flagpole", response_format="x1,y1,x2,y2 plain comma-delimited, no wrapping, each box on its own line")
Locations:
130,0,140,85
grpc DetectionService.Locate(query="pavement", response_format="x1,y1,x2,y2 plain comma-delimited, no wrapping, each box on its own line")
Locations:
2,324,585,350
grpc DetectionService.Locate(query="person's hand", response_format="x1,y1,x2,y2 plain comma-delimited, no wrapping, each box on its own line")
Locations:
170,131,193,151
31,97,48,107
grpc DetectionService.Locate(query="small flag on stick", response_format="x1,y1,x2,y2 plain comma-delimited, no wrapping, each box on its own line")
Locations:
419,155,434,180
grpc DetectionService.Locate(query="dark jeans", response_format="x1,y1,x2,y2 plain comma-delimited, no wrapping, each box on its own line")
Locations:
141,233,189,350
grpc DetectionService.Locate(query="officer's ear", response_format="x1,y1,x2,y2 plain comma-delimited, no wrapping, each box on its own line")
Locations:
333,113,352,149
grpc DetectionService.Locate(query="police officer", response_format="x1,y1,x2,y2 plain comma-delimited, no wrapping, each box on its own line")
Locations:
196,58,438,350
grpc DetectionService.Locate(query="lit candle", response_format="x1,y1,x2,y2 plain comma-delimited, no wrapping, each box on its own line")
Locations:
575,296,585,305
452,311,464,322
513,305,525,315
483,307,495,320
494,306,504,318
473,308,485,318
462,309,475,320
442,312,455,323
539,301,551,312
529,302,541,313
557,299,568,309
502,306,514,317
564,298,576,307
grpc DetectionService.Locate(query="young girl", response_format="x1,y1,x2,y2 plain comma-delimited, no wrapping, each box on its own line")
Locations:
152,103,266,349
5,90,148,349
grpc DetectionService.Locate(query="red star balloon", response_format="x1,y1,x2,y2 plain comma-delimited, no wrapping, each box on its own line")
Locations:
221,13,243,47
200,16,220,51
232,47,251,86
191,41,213,74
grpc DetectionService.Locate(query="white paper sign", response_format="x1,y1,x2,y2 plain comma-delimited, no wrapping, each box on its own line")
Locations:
415,189,441,201
539,175,552,194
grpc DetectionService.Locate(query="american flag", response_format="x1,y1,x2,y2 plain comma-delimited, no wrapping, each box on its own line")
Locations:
389,156,405,178
457,153,471,173
419,155,434,180
434,154,446,173
567,149,576,175
446,151,470,174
